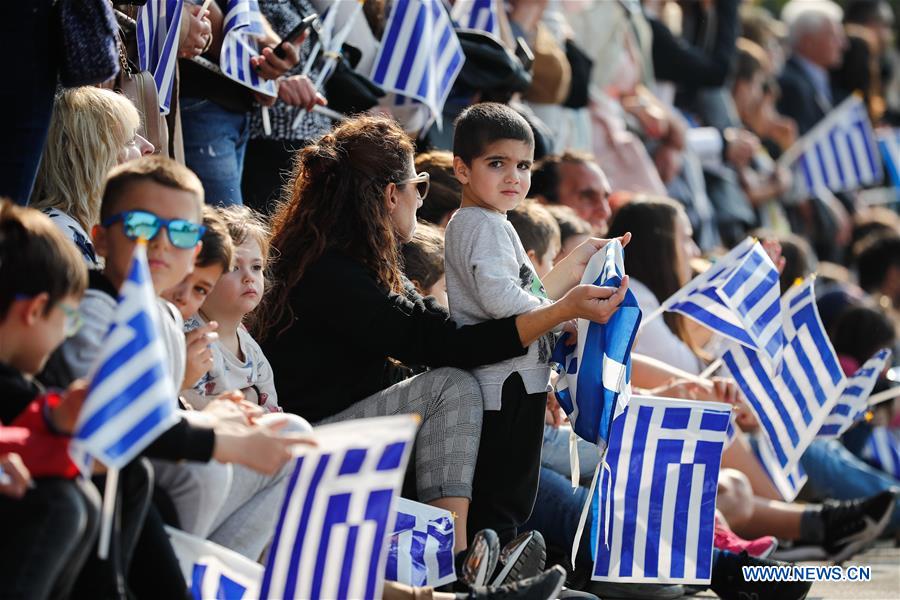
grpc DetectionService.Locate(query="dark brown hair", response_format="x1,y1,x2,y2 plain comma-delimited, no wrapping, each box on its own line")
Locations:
414,150,461,226
401,221,445,292
0,199,88,320
452,102,534,165
531,151,597,204
543,204,592,247
196,206,234,273
256,115,416,337
101,155,204,222
507,199,561,258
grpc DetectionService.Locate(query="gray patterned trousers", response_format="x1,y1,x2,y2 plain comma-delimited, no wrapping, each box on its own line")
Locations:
319,367,483,502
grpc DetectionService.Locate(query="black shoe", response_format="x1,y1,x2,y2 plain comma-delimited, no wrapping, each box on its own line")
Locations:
492,530,547,586
710,550,811,600
464,565,567,600
819,490,896,563
459,529,501,588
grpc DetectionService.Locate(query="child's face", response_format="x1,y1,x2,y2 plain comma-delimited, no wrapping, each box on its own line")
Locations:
15,293,82,375
93,181,202,294
161,263,226,321
454,139,533,214
201,239,265,320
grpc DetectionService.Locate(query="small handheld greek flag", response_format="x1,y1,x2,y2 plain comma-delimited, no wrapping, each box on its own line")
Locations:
70,242,179,471
656,238,784,371
779,95,882,196
167,526,263,600
451,0,502,38
862,426,900,479
592,396,732,584
137,0,185,114
552,240,642,449
722,277,845,474
260,415,418,600
877,128,900,188
819,349,891,439
220,0,277,96
753,435,808,502
370,0,465,127
385,498,456,588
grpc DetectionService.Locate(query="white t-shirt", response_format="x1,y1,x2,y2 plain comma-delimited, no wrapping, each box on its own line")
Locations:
630,278,704,375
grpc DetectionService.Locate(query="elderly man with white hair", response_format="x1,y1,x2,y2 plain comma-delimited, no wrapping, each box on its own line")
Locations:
777,0,848,133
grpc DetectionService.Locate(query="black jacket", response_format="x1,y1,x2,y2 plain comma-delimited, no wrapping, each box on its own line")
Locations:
777,56,833,135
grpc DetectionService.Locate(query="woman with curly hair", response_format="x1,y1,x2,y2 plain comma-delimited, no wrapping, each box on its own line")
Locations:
256,115,628,550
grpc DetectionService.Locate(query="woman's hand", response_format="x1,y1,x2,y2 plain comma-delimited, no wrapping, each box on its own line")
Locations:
251,41,300,80
182,322,218,392
543,233,631,299
213,420,316,475
557,276,629,324
545,392,563,428
277,75,327,111
0,454,31,499
178,3,212,58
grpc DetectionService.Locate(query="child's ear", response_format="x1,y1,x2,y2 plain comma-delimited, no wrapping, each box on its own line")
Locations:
92,224,108,259
191,241,203,273
452,156,470,185
22,293,51,326
526,248,539,265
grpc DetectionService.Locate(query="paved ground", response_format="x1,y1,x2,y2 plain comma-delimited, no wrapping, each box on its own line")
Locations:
693,541,900,599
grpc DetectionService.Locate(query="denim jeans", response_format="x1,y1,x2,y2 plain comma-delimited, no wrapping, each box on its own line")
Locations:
541,425,603,484
180,97,250,206
523,467,594,567
0,1,58,204
801,439,900,534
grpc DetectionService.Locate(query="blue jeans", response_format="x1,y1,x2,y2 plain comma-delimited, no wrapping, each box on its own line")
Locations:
541,425,602,484
801,439,900,534
523,467,594,567
180,97,250,206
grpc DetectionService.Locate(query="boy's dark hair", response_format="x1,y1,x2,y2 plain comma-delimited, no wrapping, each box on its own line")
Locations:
197,206,234,273
401,221,445,292
851,207,900,257
452,102,534,165
734,38,768,83
844,0,891,25
543,204,592,247
0,199,88,320
507,200,561,259
531,151,596,204
414,151,461,226
830,303,896,365
855,233,900,292
101,156,205,222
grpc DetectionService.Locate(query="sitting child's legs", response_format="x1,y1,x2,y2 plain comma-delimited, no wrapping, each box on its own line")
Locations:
150,458,233,538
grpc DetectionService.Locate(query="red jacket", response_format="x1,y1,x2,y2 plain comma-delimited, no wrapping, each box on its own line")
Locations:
0,392,78,479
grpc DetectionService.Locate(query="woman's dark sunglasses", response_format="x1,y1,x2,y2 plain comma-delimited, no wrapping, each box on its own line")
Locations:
101,210,206,249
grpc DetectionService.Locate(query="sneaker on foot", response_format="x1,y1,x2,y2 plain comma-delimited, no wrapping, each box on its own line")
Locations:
491,530,547,586
714,517,778,559
585,581,685,599
465,565,567,600
710,550,811,600
460,529,501,588
819,490,895,563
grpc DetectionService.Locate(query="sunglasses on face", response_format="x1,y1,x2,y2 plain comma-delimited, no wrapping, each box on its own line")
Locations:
101,210,206,249
398,172,430,200
14,294,83,337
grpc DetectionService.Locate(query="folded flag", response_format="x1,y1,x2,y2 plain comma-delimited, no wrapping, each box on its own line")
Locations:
385,498,456,588
657,238,784,371
819,349,891,439
552,240,642,448
137,0,185,114
70,241,179,471
451,0,502,38
722,277,845,473
370,0,465,126
260,415,418,600
220,0,277,96
779,95,882,196
862,426,900,480
167,526,263,600
592,395,732,584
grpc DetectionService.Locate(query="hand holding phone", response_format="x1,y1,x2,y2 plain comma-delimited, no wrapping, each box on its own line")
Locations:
273,13,318,59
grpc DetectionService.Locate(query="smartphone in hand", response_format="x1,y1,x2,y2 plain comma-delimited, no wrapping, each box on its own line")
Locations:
273,13,318,59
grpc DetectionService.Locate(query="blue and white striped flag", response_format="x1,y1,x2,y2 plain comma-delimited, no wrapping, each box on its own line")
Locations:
722,277,845,473
781,95,882,197
451,0,502,38
658,238,784,370
220,0,277,96
753,435,808,502
862,426,900,479
385,498,456,588
370,0,465,126
592,396,732,584
261,415,418,600
137,0,185,114
819,349,891,438
877,128,900,188
552,240,642,449
70,242,179,470
167,526,263,600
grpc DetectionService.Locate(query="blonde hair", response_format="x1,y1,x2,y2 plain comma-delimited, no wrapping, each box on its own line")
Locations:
31,87,141,232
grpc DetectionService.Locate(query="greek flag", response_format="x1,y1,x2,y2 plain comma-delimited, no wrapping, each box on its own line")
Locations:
819,349,891,438
659,238,784,370
261,416,418,600
552,240,642,448
220,0,277,96
167,526,262,600
753,436,808,502
592,396,731,584
451,0,501,38
862,427,900,479
385,498,456,588
722,277,845,473
137,0,185,114
70,242,179,471
370,0,465,126
780,95,882,197
877,128,900,188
